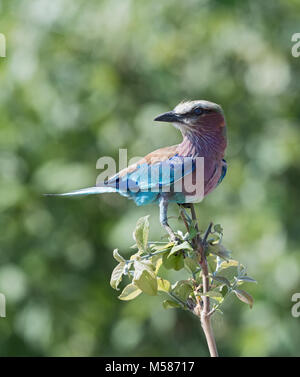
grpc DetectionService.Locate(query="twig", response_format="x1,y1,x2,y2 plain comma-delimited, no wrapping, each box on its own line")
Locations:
181,205,219,357
124,248,172,266
203,222,213,244
179,207,190,232
190,204,201,245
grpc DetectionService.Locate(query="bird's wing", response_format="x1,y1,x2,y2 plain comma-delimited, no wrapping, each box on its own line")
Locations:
115,145,179,178
217,159,227,186
105,145,195,191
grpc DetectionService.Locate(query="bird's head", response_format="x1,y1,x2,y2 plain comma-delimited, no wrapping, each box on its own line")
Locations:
154,100,226,135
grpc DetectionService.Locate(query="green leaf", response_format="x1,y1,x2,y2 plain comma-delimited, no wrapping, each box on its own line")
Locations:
157,277,171,292
220,259,239,268
154,256,163,274
118,284,142,301
237,276,257,284
113,249,125,263
207,243,231,260
171,280,193,302
163,299,181,309
214,224,223,234
133,260,155,278
151,242,174,252
201,290,223,302
184,257,199,274
168,241,193,257
162,252,184,271
218,259,241,281
207,255,217,274
133,216,150,253
233,289,254,308
212,275,231,287
220,285,228,297
133,269,158,296
209,234,222,245
110,262,126,290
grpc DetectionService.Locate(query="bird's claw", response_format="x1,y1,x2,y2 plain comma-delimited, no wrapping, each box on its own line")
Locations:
170,234,181,244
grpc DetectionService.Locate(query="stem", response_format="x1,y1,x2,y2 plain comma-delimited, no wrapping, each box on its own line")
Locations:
179,207,190,232
183,205,219,357
199,249,218,357
124,248,171,266
200,312,218,357
190,204,200,246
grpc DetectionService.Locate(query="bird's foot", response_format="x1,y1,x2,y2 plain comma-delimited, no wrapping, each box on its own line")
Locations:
167,229,181,244
161,223,179,244
170,235,181,244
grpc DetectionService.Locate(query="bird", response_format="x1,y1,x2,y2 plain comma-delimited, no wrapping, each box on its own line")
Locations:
46,100,227,241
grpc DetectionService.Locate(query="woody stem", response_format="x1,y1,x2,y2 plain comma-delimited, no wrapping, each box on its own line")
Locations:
183,205,218,357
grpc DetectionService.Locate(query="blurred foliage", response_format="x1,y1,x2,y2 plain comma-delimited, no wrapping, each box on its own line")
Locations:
0,0,300,357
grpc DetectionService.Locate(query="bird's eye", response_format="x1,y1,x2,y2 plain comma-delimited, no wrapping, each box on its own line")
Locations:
193,108,203,116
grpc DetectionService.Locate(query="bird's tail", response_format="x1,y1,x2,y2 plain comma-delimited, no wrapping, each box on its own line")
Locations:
44,186,117,197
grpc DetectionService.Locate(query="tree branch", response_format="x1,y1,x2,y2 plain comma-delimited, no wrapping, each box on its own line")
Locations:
181,205,218,357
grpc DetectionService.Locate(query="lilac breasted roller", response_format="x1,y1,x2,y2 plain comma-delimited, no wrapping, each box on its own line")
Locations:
47,100,227,240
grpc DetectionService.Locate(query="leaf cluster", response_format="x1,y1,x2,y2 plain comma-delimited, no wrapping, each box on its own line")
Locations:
110,217,256,314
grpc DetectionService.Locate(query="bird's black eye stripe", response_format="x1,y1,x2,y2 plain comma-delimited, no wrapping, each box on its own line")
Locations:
186,107,213,116
193,107,203,115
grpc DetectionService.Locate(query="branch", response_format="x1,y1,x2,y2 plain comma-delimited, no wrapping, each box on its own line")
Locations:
181,205,218,357
112,212,255,357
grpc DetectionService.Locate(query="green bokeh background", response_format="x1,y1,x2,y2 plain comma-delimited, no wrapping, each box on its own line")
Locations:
0,0,300,356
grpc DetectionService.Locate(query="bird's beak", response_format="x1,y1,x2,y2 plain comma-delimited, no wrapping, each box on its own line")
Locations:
154,111,182,123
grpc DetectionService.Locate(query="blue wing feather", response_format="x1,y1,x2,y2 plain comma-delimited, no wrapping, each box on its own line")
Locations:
110,156,196,205
217,159,227,186
123,156,195,191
